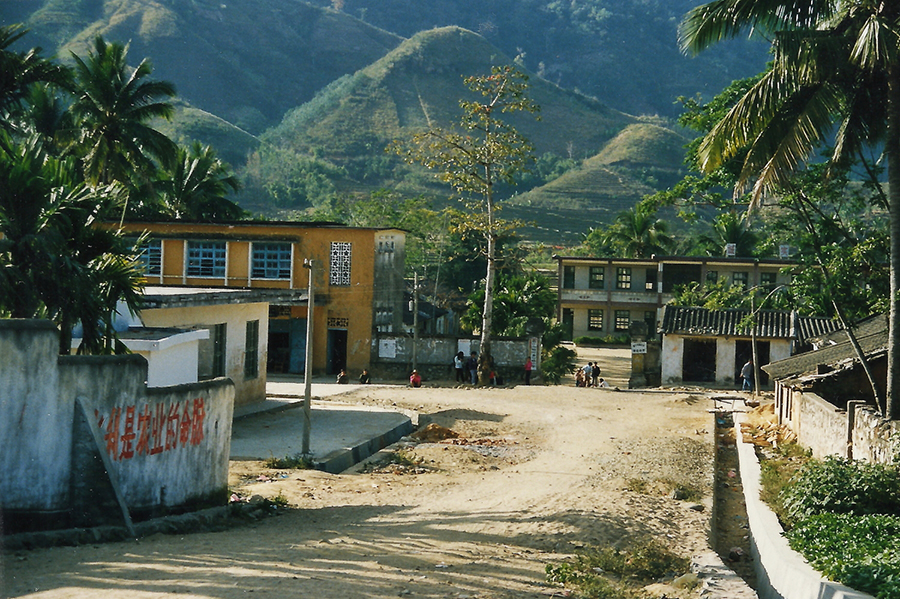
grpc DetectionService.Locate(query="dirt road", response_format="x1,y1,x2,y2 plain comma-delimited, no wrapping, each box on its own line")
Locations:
2,375,722,599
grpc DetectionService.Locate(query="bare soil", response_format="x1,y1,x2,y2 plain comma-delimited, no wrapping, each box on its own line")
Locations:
2,348,737,599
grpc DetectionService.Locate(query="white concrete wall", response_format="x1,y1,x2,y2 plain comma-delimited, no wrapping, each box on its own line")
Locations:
661,334,684,384
1,319,235,528
134,339,202,387
139,302,269,406
0,320,71,512
716,338,736,383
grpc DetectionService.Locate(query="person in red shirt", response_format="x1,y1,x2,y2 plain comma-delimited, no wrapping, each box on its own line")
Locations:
409,369,422,387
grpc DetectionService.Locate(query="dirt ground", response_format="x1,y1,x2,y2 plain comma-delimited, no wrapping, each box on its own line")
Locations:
2,348,733,599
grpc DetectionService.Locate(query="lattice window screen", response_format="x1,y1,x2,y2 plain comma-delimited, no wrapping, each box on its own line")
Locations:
330,242,352,286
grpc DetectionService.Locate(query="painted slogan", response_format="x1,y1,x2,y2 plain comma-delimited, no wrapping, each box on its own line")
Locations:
95,398,206,461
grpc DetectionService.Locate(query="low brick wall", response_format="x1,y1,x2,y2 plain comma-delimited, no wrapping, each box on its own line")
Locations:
795,392,850,459
851,406,900,464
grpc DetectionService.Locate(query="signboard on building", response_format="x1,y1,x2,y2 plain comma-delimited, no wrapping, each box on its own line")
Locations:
725,243,736,257
379,339,396,358
631,341,647,354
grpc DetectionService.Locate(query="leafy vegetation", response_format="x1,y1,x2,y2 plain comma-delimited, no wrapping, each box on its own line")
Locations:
545,538,692,598
540,344,577,385
787,514,900,599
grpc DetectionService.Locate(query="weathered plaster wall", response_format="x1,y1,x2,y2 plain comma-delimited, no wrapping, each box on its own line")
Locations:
661,335,683,384
0,320,71,513
715,339,735,384
0,319,235,531
795,391,849,459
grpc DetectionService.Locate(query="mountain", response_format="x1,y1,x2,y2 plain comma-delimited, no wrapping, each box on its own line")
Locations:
8,0,403,134
265,27,636,166
305,0,770,119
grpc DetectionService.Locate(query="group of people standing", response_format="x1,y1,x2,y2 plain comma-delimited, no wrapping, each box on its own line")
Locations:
454,351,481,385
575,361,608,388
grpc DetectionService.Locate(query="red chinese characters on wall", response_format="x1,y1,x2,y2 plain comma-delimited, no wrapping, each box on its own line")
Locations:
95,397,206,461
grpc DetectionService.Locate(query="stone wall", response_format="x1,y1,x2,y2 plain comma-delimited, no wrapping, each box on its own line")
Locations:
0,319,235,532
776,384,898,465
370,335,535,382
796,391,850,459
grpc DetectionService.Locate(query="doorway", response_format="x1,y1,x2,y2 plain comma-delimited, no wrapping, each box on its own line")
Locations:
327,328,348,375
735,340,769,386
682,338,717,382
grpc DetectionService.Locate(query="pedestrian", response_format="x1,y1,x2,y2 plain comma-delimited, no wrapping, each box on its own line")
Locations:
582,362,594,387
454,351,466,383
741,359,754,391
524,357,533,385
409,369,422,388
336,369,348,384
467,351,478,385
359,369,371,384
575,368,586,387
591,362,601,388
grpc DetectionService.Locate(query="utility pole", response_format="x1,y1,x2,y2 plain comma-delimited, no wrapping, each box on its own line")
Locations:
301,258,315,456
412,271,419,371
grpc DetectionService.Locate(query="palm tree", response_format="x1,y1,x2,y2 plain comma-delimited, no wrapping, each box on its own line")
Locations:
69,35,177,219
161,142,244,221
679,0,900,419
0,25,70,129
697,211,759,257
0,130,144,352
603,204,673,258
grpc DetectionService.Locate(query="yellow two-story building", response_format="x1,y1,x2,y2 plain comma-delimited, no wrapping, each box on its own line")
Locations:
118,220,406,379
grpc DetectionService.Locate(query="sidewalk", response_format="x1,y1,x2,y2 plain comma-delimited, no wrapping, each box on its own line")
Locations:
230,377,414,473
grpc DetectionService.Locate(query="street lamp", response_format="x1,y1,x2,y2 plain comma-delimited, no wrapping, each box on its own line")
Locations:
301,258,314,456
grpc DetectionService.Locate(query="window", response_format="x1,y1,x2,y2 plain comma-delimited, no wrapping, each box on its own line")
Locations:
615,310,631,331
589,266,605,289
244,320,259,378
212,323,226,378
588,309,604,331
330,242,352,286
706,270,718,283
645,268,657,291
562,265,575,289
135,238,161,276
187,241,226,278
616,267,632,289
252,242,292,279
733,271,749,289
644,311,656,332
760,272,777,289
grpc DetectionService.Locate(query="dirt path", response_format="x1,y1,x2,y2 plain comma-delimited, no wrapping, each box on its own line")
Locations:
2,378,720,599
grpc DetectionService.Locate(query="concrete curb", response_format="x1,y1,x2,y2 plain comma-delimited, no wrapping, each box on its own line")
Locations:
733,412,875,599
313,417,414,474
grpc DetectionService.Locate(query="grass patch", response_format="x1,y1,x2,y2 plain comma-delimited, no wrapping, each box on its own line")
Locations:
546,538,691,598
757,442,810,525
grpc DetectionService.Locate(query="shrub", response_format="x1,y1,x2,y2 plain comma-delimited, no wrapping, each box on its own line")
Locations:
574,334,630,347
264,453,313,469
785,513,900,599
541,344,578,384
779,456,900,527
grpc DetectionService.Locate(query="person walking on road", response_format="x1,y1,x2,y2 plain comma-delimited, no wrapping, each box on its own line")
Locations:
524,357,533,385
741,359,754,391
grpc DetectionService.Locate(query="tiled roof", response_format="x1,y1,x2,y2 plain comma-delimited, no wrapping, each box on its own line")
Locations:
659,305,840,341
763,315,888,380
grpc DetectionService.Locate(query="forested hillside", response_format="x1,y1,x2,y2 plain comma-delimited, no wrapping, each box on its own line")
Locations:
2,0,770,241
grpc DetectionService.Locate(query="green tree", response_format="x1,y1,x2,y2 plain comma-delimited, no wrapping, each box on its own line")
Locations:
393,65,539,384
69,36,177,219
461,271,556,337
601,202,674,258
697,211,759,257
0,25,70,130
160,141,244,221
679,0,900,419
0,131,144,353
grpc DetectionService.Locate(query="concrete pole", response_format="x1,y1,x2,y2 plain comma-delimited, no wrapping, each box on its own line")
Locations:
302,259,315,456
412,271,419,371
